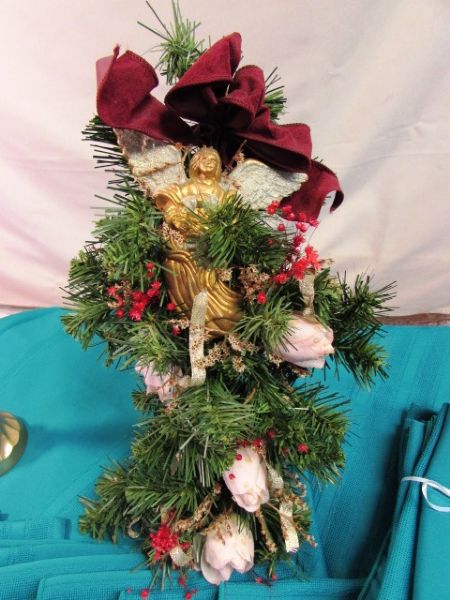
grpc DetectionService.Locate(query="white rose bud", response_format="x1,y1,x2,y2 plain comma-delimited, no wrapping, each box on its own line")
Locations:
135,362,181,402
223,445,269,512
274,313,334,368
200,514,254,585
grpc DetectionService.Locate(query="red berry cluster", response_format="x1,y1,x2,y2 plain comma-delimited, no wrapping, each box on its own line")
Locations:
290,245,321,280
149,524,180,561
297,443,310,454
107,263,162,321
255,572,277,586
256,291,267,305
265,203,322,283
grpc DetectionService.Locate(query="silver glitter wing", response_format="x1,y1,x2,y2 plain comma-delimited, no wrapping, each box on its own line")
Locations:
114,128,187,196
227,159,308,209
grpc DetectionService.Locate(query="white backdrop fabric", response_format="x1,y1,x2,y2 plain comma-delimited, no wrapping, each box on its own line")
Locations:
0,0,449,314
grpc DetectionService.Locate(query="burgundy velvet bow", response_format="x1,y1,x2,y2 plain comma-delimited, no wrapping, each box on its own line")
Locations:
96,33,343,217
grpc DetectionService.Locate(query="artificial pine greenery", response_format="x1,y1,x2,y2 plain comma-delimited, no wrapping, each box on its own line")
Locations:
63,115,393,572
139,1,207,85
64,3,395,583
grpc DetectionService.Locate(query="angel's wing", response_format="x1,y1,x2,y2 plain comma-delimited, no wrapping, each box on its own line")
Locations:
114,128,187,196
227,159,308,209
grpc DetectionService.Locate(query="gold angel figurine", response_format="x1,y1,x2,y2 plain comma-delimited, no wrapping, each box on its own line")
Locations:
154,148,242,335
114,130,309,336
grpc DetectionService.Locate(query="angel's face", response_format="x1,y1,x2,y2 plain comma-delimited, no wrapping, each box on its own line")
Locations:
198,152,219,175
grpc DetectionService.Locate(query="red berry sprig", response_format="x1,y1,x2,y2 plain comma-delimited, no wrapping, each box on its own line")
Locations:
265,202,323,282
297,443,310,454
149,524,179,561
107,262,163,321
256,291,267,304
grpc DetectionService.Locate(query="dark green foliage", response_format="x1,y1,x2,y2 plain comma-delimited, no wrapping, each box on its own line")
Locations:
139,1,206,85
279,268,395,385
191,194,289,271
64,83,393,575
315,272,395,385
264,67,287,121
133,381,256,487
234,289,293,351
79,463,131,543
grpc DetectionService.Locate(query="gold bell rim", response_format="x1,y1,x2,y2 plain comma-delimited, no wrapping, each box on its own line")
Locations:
0,412,28,477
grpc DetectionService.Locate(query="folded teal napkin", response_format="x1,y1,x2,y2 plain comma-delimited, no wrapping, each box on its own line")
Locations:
36,570,215,600
359,403,450,599
218,578,364,600
0,552,144,600
0,518,70,540
309,326,450,579
0,539,137,567
413,405,450,599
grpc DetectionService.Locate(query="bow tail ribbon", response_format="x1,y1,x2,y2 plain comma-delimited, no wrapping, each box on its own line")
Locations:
266,463,300,553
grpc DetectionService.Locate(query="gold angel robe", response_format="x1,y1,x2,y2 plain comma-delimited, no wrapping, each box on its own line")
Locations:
154,156,242,336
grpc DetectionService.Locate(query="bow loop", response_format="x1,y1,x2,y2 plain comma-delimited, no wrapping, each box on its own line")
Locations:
221,66,266,131
97,48,191,142
95,33,343,216
165,33,242,122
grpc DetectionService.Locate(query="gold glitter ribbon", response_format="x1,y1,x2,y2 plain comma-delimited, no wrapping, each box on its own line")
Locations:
169,483,221,566
175,483,221,533
126,517,141,539
178,289,208,390
255,509,277,553
279,499,299,552
298,269,316,316
266,463,299,553
189,289,208,386
170,545,192,567
266,463,284,491
299,260,333,318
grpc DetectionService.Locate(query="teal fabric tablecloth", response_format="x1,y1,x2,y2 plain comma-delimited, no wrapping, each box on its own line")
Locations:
0,308,449,599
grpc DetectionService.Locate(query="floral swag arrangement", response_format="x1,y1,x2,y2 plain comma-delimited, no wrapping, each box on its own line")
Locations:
63,3,394,592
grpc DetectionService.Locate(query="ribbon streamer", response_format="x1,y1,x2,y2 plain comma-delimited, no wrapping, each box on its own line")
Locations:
266,462,300,552
170,545,192,567
279,499,300,552
176,289,209,390
266,463,284,492
189,289,208,387
126,517,142,539
298,270,316,317
401,476,450,513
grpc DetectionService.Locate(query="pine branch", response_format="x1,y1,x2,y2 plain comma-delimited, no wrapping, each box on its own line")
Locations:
139,1,206,84
233,289,292,351
326,274,396,386
191,194,289,271
264,67,287,121
132,380,257,488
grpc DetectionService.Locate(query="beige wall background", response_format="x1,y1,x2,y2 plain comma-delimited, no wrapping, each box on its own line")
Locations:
0,0,449,314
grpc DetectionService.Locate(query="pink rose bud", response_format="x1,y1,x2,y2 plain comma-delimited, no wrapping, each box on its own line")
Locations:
274,314,334,368
135,362,181,402
200,515,254,585
223,446,269,512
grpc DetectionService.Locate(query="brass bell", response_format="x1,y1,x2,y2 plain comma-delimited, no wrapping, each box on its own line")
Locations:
0,412,27,476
